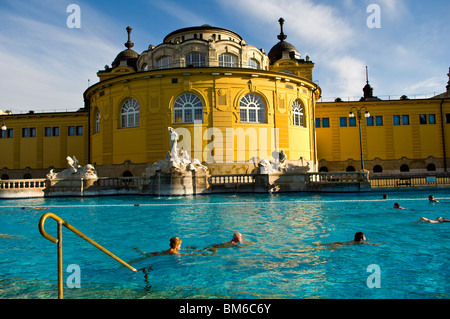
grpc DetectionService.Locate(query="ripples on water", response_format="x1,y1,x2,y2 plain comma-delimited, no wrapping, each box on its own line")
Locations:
0,190,449,299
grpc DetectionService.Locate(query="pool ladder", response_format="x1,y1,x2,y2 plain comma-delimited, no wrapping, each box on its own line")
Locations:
38,212,137,299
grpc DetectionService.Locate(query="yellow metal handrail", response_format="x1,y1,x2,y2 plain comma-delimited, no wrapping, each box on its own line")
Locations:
38,212,137,299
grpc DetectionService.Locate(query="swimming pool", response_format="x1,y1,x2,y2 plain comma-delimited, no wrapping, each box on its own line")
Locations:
1,189,449,299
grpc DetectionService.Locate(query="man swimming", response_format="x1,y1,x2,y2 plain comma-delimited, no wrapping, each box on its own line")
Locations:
417,217,449,223
198,232,254,255
319,232,387,250
131,237,185,263
428,195,439,203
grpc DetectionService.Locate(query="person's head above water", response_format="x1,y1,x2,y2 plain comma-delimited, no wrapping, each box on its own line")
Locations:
354,232,366,242
232,232,243,243
170,236,182,249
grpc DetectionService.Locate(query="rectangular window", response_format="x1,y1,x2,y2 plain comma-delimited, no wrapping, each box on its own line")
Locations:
375,116,383,126
315,118,321,128
402,115,409,125
53,127,59,136
429,114,436,124
349,117,356,127
30,127,36,137
393,115,400,125
446,114,450,124
22,128,29,138
340,117,347,127
45,127,52,137
366,116,374,126
76,126,83,136
419,114,427,124
68,126,75,136
1,128,13,138
322,118,330,128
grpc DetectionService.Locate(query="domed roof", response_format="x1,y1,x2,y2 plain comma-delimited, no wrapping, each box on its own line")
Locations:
112,26,139,69
268,18,301,64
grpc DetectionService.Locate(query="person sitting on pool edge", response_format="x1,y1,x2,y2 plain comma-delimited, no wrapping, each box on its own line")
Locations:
198,232,254,255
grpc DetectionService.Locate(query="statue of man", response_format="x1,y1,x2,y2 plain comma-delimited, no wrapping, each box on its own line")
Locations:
168,127,179,160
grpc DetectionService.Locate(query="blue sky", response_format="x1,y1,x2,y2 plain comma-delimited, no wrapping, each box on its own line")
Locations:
0,0,449,112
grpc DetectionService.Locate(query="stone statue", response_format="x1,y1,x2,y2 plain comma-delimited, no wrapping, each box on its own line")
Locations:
143,127,208,177
168,127,179,160
47,156,98,179
258,150,310,174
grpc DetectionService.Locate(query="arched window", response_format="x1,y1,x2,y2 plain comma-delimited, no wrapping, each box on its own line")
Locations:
319,166,328,172
156,56,172,69
426,163,436,171
248,58,260,70
373,165,383,173
173,93,204,123
95,109,101,133
400,164,409,172
120,98,140,128
122,170,133,177
185,53,206,67
219,53,238,67
292,100,305,127
346,166,356,172
240,94,265,123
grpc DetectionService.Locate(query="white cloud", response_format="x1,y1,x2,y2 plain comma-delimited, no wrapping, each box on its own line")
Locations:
147,0,206,26
215,0,366,98
0,1,121,112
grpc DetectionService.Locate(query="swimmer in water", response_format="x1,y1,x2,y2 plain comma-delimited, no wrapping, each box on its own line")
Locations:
417,217,450,223
318,232,387,250
428,195,439,203
131,237,187,263
198,232,254,255
393,202,407,210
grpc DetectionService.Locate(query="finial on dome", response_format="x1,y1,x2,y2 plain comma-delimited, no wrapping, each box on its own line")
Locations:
125,26,134,50
366,66,369,84
277,18,287,42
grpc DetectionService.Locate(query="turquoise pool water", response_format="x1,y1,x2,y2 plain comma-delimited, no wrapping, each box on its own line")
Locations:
0,190,449,299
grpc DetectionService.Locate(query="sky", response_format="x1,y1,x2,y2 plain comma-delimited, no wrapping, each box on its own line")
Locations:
0,0,449,113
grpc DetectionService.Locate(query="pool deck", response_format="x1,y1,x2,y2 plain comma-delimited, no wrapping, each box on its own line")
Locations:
2,171,450,199
0,171,374,198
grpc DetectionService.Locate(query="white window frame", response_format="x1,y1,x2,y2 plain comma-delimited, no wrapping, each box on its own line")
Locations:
120,98,140,128
292,100,305,127
173,93,204,123
219,53,238,67
240,94,265,123
185,53,206,67
95,109,101,133
248,58,260,69
156,56,172,69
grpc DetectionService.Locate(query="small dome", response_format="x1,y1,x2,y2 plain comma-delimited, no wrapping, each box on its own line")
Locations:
268,18,301,64
268,40,300,64
112,26,139,69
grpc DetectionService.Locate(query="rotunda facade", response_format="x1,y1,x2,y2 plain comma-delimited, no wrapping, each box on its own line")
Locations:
84,21,321,175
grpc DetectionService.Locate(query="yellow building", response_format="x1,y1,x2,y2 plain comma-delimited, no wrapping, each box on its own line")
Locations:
0,110,88,179
84,21,320,176
315,74,450,176
1,20,449,181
